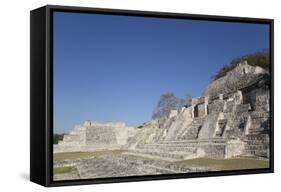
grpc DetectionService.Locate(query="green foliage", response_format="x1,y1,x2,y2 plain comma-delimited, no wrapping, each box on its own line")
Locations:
53,133,65,144
212,49,269,81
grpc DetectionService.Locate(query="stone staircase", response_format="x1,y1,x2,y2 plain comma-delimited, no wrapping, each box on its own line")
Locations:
242,134,269,158
247,111,269,135
215,119,227,137
130,142,197,160
58,126,86,146
128,139,226,160
198,114,219,139
179,117,206,140
223,104,251,138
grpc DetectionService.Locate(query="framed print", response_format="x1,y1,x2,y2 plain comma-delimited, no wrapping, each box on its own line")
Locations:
30,5,274,187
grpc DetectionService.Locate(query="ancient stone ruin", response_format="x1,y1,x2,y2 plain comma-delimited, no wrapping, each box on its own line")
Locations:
54,61,270,180
54,121,135,153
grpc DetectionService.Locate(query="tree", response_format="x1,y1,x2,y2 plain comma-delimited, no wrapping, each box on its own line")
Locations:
212,49,269,81
184,93,193,107
152,92,185,119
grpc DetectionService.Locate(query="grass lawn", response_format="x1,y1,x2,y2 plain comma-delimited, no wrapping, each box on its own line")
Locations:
176,158,269,170
53,166,77,174
54,149,126,161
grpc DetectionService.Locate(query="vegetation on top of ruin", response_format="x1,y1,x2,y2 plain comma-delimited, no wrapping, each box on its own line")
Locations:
212,49,270,81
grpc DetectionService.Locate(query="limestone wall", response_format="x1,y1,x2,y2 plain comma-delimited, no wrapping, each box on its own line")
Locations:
86,125,117,146
225,139,246,158
208,99,224,115
54,121,132,153
197,103,205,117
198,114,219,139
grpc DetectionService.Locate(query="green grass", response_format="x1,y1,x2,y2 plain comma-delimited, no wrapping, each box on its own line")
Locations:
54,149,126,161
53,166,77,174
176,158,269,170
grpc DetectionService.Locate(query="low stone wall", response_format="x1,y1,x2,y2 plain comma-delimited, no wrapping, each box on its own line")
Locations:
132,139,227,160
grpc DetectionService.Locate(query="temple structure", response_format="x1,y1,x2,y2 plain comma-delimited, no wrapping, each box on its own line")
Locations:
54,121,134,153
54,61,270,160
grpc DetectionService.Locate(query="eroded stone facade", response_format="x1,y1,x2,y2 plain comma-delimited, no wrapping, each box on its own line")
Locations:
126,61,270,160
54,121,134,153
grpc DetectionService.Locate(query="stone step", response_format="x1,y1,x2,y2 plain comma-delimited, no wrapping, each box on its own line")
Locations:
159,139,226,145
246,134,269,139
133,141,226,160
247,127,266,132
138,145,197,153
63,135,84,141
180,119,205,139
245,137,269,144
243,149,268,157
142,142,226,148
73,127,86,131
176,117,205,139
58,141,84,146
69,130,85,136
129,149,192,160
245,141,268,145
250,111,269,119
140,143,225,150
244,145,268,150
235,104,251,113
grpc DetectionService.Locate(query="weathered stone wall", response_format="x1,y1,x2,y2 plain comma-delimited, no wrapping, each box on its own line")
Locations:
243,87,269,112
198,114,219,139
199,144,226,159
243,134,269,158
198,103,205,117
54,121,132,153
225,139,246,158
86,125,117,146
165,107,193,141
208,99,224,114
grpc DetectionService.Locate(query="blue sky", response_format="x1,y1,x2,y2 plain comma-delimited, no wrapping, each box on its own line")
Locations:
53,11,269,133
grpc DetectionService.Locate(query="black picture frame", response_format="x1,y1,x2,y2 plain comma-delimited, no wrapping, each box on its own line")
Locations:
30,5,274,187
